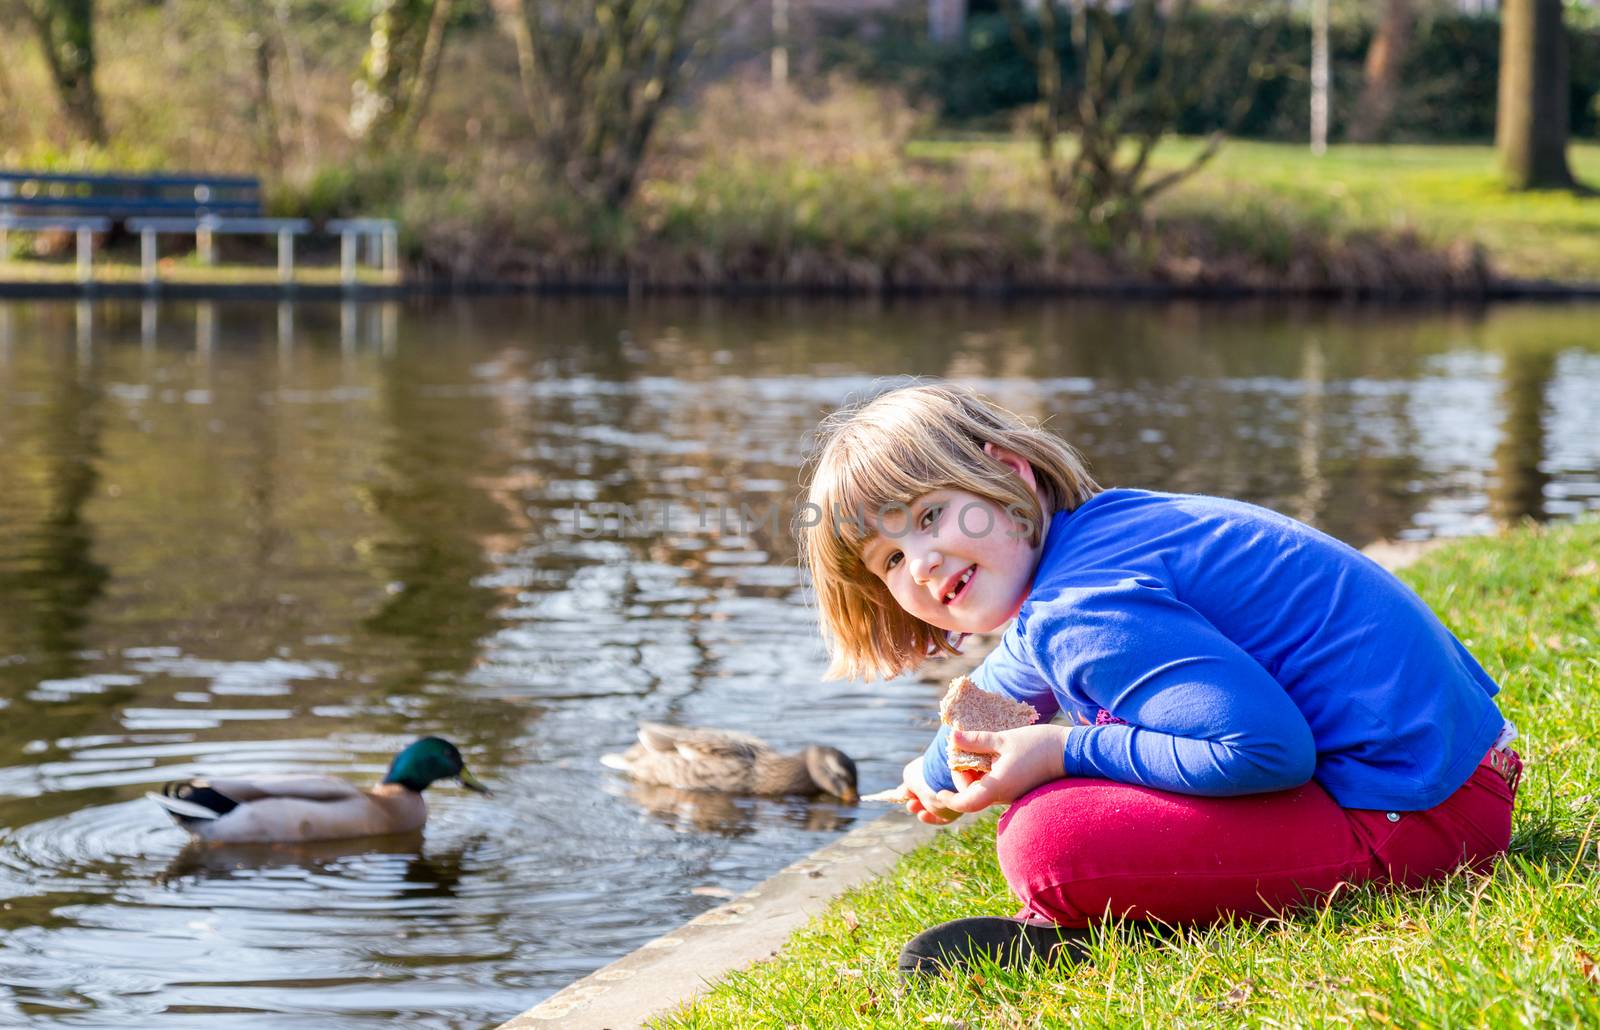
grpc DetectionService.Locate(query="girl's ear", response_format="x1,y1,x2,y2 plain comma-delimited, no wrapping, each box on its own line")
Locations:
983,442,1038,490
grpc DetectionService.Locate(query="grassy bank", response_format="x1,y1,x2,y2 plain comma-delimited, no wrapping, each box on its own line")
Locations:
7,82,1600,293
914,137,1600,285
302,133,1600,293
658,520,1600,1027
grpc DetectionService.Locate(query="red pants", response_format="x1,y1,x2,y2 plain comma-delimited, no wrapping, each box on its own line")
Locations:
997,749,1521,928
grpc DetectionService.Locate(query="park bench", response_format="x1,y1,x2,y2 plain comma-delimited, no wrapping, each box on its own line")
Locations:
0,170,396,286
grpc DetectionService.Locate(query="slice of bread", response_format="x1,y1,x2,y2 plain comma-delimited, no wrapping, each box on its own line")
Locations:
940,675,1039,773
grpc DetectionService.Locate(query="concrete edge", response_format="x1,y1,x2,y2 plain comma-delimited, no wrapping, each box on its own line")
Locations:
494,536,1447,1029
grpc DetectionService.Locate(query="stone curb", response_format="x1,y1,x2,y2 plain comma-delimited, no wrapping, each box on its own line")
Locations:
495,537,1443,1029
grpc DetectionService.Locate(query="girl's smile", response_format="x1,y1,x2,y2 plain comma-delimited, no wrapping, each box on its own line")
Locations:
942,564,977,605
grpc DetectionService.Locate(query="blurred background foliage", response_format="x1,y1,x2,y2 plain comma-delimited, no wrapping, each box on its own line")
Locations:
818,3,1600,140
0,0,1594,282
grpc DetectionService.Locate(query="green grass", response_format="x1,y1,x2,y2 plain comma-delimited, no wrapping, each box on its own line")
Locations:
0,258,398,287
911,137,1600,282
7,137,1597,289
657,520,1600,1028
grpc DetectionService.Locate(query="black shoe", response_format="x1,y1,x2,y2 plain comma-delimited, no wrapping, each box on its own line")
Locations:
897,916,1092,976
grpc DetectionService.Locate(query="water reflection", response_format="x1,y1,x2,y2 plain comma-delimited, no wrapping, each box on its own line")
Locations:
0,325,109,687
0,296,1598,1027
359,330,508,684
612,781,853,837
156,833,431,885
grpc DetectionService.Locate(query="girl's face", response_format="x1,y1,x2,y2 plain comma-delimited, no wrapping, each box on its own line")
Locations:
858,447,1048,636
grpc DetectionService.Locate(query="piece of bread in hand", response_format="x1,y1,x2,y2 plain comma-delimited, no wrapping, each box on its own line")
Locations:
940,675,1039,773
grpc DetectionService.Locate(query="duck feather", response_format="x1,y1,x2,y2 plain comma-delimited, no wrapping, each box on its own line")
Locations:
636,723,769,762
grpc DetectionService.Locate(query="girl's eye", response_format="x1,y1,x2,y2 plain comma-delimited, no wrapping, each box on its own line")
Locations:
884,551,903,572
918,505,943,531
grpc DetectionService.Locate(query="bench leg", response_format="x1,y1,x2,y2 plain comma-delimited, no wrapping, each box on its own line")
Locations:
341,232,357,288
278,230,294,285
142,229,158,285
382,228,399,282
365,233,381,268
198,226,214,266
77,227,93,284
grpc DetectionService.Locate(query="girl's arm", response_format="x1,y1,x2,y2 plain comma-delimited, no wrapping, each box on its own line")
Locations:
918,628,1063,794
1035,575,1317,796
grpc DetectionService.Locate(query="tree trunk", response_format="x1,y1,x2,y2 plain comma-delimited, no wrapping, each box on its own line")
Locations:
490,0,700,210
1309,0,1329,154
1496,0,1572,189
397,0,453,145
25,0,107,145
1350,0,1412,143
350,0,447,146
1490,345,1554,525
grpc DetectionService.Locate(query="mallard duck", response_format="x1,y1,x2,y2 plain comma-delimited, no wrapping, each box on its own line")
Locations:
601,723,859,803
145,736,491,844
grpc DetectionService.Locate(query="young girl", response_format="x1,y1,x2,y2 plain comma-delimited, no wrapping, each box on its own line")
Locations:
802,382,1520,974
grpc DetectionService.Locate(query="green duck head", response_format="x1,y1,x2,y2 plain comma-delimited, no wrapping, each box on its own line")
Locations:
804,745,859,804
384,737,492,796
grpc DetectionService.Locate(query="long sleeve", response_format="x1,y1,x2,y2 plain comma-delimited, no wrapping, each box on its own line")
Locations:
1039,575,1317,796
920,626,1063,793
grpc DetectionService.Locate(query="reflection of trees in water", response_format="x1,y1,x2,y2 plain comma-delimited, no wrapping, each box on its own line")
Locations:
1479,304,1600,527
0,328,109,691
1489,340,1556,526
359,337,512,684
1292,342,1328,526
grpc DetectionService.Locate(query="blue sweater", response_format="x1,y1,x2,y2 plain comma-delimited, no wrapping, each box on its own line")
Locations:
921,489,1507,812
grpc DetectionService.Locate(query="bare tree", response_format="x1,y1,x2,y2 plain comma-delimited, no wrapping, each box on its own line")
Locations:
1496,0,1573,189
349,0,455,147
1351,0,1414,143
490,0,704,209
22,0,107,144
998,0,1278,233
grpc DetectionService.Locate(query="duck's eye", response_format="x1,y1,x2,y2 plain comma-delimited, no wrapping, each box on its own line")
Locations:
918,505,943,531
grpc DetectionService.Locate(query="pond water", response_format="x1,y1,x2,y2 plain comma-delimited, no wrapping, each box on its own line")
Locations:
0,296,1596,1027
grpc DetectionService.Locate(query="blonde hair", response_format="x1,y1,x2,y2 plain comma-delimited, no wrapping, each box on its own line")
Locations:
800,382,1099,681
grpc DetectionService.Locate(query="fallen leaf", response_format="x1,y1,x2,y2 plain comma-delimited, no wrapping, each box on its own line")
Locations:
1578,950,1599,985
842,910,860,934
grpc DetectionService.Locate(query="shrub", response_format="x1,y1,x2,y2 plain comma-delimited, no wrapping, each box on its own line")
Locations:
817,7,1600,141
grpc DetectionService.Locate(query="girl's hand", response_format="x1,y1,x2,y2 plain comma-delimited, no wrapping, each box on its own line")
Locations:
934,725,1069,815
901,755,964,825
